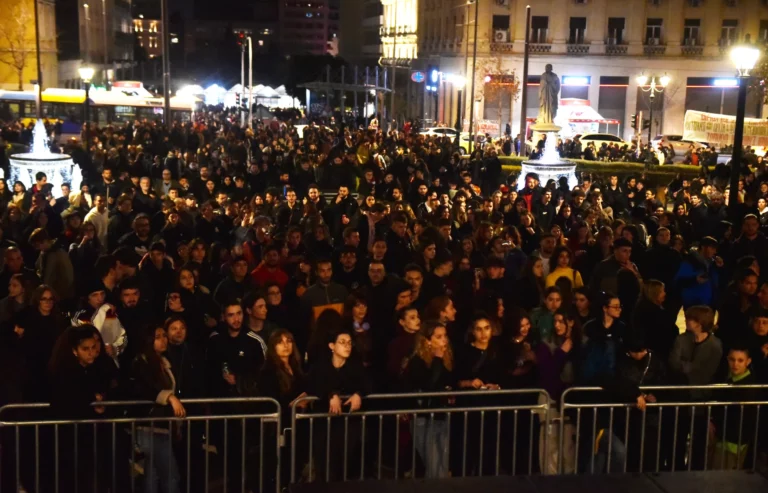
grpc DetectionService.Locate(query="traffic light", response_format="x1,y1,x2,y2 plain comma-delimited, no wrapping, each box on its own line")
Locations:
642,119,651,130
630,114,637,130
236,93,241,108
236,31,246,46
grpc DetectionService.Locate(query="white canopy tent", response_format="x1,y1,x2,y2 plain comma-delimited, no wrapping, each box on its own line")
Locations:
220,83,300,109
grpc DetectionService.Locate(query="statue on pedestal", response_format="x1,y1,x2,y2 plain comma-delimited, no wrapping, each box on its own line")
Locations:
537,64,561,126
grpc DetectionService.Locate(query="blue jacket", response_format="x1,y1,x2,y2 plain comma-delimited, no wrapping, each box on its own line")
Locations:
673,251,720,308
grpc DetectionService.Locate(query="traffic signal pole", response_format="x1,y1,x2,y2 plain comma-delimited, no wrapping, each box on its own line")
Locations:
240,43,245,127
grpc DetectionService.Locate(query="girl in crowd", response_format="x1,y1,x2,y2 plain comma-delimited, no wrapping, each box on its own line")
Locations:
516,255,545,313
405,320,454,478
309,329,371,482
546,246,584,289
343,292,374,369
0,273,31,325
131,325,185,493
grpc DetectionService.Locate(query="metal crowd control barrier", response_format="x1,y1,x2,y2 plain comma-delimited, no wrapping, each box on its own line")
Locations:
559,385,768,475
0,397,281,493
289,389,550,482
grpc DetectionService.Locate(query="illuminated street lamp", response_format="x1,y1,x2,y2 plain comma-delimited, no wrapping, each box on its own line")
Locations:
728,41,761,216
636,73,670,148
78,66,95,146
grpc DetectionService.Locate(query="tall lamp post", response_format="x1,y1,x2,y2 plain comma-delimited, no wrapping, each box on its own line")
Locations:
467,0,479,153
635,73,670,147
78,66,95,147
729,42,761,217
449,75,467,146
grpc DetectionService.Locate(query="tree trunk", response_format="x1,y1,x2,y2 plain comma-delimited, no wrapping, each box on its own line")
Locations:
17,69,23,91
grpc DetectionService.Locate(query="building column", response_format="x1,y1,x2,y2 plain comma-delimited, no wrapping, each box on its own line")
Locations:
588,73,601,112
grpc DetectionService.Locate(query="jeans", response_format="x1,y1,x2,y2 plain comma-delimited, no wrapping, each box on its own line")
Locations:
137,429,180,493
413,417,449,478
593,431,627,474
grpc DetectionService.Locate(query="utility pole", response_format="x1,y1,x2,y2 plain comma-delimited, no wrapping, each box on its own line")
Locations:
389,0,398,131
102,0,108,86
240,39,245,127
33,0,43,118
248,36,253,128
161,0,171,123
467,0,479,153
519,5,531,156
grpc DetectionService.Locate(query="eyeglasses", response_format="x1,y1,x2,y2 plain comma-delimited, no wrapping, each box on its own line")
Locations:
607,304,623,310
335,339,353,347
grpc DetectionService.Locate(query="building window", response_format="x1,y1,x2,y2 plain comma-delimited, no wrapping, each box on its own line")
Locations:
569,17,586,44
607,17,625,44
493,15,510,42
645,18,662,44
683,19,700,45
531,16,549,43
721,19,738,45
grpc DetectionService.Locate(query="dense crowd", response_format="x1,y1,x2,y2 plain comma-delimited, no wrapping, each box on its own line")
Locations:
0,111,767,491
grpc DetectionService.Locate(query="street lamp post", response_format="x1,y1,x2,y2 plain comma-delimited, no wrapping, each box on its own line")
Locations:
78,66,95,147
467,0,479,153
636,73,670,147
450,75,466,147
729,43,761,217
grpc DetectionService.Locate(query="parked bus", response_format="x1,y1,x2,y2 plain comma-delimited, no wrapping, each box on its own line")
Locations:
0,87,202,133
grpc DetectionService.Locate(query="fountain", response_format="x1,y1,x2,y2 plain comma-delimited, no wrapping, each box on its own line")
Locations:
518,129,578,190
9,120,82,198
518,63,577,191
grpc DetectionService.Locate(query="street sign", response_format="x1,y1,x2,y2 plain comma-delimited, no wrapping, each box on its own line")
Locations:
411,71,426,83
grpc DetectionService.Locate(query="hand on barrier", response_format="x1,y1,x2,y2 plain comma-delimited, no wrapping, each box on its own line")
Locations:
345,393,362,412
169,395,186,418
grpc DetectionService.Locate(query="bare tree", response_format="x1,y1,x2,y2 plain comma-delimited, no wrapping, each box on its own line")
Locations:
0,0,34,90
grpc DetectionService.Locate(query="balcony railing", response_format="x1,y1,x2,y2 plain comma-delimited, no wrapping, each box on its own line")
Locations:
530,43,552,53
605,44,628,55
681,44,704,56
490,42,515,52
644,43,666,56
566,44,590,55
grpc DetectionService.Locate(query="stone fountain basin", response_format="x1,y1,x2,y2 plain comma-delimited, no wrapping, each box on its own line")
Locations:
10,153,74,163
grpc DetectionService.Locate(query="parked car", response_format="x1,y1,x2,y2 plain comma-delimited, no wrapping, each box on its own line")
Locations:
651,134,708,161
419,126,459,138
575,133,630,150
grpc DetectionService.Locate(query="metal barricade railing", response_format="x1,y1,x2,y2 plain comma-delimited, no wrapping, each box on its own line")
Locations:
559,385,768,475
0,397,281,493
289,389,550,483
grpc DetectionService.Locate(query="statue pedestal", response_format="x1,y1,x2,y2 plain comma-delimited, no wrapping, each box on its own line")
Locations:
530,122,562,147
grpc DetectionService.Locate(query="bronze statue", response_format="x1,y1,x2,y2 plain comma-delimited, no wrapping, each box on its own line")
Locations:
538,64,561,125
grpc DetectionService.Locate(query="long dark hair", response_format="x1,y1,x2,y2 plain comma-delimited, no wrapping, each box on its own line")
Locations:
265,329,304,395
48,324,100,374
137,325,167,383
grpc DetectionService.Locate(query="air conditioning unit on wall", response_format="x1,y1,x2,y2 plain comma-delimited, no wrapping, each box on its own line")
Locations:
494,30,509,42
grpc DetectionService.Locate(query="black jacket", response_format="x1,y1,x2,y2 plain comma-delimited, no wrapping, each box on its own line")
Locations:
308,355,372,410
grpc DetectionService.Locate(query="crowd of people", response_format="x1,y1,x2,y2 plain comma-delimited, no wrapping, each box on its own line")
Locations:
0,110,767,491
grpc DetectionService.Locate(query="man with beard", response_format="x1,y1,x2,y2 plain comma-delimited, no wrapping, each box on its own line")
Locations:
207,300,264,397
139,242,176,315
115,277,152,369
118,213,153,258
214,256,252,309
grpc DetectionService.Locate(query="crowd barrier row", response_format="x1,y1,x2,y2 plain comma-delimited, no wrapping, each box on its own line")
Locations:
0,385,766,493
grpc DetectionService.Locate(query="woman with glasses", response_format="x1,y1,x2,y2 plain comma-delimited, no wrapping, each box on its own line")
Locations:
308,328,371,482
12,285,67,401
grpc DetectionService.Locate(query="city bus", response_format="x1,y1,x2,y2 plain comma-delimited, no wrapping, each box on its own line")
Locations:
0,86,202,132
